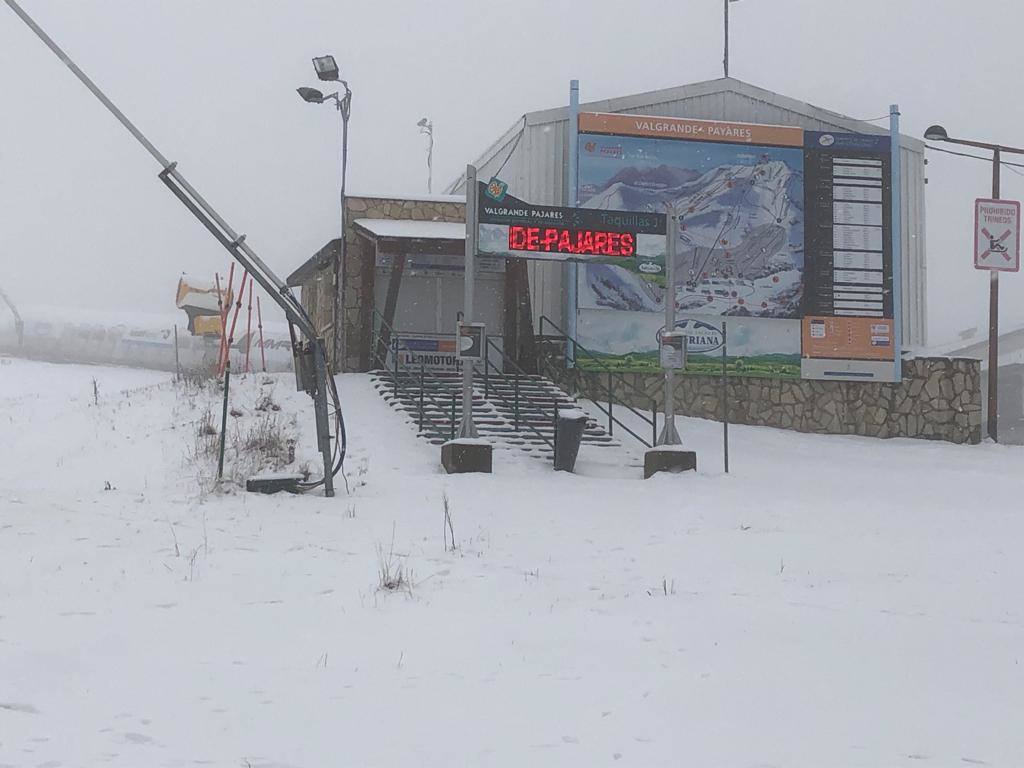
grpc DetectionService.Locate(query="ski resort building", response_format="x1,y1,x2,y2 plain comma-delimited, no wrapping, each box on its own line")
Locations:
288,78,983,444
447,77,927,351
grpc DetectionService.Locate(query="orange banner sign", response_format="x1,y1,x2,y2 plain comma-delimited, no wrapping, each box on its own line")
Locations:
802,316,895,361
578,112,805,148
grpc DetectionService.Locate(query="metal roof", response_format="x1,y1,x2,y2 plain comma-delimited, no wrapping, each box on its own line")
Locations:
446,76,924,192
286,238,339,287
443,75,930,348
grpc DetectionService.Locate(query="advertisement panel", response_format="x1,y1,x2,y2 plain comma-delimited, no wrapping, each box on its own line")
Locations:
575,112,896,380
801,316,893,361
577,311,801,378
387,333,505,373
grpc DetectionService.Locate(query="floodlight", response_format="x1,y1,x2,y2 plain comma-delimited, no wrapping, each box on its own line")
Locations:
312,55,340,82
297,87,325,104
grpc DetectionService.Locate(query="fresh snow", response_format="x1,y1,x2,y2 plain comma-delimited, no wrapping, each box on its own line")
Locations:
347,191,465,204
2,356,1023,767
353,218,465,241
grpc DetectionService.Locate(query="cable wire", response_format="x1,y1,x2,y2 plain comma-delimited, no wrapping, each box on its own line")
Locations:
925,143,1024,170
491,117,527,180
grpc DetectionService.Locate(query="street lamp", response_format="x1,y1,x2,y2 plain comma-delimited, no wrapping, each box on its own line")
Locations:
312,55,340,82
925,124,1024,442
417,117,433,194
298,55,352,367
297,86,325,104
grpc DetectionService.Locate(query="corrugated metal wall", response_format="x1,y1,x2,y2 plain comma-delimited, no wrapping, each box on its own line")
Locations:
459,83,928,346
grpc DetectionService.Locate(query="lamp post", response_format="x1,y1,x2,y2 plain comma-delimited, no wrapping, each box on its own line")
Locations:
724,0,741,77
298,54,352,369
924,124,1024,442
417,117,434,194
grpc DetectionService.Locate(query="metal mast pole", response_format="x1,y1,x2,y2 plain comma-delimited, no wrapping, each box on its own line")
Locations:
724,0,730,77
459,165,479,438
889,104,904,383
658,213,682,445
0,284,23,347
334,86,351,370
566,79,580,366
989,148,1001,442
427,125,434,194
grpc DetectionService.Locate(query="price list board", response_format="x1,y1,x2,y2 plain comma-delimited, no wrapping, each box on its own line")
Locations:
802,132,895,371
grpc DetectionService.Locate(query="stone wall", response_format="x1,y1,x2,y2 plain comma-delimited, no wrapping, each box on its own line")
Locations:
343,196,464,373
545,354,982,444
296,239,339,359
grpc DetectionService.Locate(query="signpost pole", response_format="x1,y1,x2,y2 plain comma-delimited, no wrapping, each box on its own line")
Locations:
658,213,682,445
889,105,903,384
722,320,729,473
988,148,1001,442
565,79,580,367
459,164,479,438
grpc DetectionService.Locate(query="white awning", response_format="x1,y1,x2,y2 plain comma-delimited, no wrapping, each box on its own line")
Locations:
353,218,465,241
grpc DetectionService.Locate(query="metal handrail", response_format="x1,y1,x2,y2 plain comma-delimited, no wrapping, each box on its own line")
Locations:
537,315,657,448
479,337,562,449
472,360,554,450
370,311,460,441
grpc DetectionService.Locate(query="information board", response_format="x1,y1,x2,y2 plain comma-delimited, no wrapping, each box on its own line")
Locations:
573,112,898,381
802,131,894,368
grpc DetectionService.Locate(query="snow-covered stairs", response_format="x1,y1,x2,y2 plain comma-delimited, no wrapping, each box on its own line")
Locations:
369,369,621,458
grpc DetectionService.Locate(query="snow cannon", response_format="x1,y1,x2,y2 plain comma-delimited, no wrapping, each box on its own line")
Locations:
176,275,230,336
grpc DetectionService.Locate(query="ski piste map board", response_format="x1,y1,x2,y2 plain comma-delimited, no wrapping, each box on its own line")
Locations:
574,112,896,381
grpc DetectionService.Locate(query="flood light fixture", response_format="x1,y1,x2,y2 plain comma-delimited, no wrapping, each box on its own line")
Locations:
312,55,340,82
297,87,325,104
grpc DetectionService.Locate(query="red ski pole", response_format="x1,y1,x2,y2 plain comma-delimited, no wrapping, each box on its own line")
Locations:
244,278,254,374
217,263,235,372
256,296,267,373
221,272,247,377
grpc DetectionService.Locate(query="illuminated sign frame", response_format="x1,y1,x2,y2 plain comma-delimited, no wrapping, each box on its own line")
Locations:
476,183,666,265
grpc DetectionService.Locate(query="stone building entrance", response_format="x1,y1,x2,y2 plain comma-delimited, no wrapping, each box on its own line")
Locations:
287,193,534,375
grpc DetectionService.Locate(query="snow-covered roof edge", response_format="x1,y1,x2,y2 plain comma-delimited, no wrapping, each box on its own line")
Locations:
352,219,465,241
920,321,1024,360
347,191,465,204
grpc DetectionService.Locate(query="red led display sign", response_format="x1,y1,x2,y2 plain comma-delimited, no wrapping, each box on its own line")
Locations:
507,225,636,257
476,181,666,264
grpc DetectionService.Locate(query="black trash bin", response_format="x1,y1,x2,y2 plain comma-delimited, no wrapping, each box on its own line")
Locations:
554,407,588,472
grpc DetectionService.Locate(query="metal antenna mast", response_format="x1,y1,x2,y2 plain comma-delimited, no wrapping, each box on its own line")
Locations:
4,0,340,495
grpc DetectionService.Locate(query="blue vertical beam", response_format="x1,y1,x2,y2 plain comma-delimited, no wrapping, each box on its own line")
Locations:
565,79,580,365
889,104,903,382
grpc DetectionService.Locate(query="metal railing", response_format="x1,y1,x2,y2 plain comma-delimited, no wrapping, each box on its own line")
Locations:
476,336,556,450
537,315,658,448
370,311,625,454
370,310,459,442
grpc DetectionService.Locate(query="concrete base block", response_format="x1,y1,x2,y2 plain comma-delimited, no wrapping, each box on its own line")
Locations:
644,448,697,479
441,440,493,474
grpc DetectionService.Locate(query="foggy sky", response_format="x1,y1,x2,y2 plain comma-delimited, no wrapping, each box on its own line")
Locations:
1,0,1022,346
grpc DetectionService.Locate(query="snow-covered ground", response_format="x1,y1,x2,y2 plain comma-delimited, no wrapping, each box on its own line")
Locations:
2,356,1023,767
